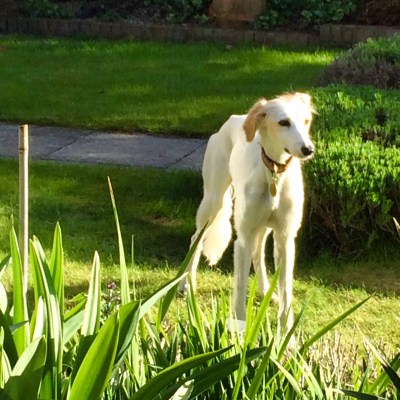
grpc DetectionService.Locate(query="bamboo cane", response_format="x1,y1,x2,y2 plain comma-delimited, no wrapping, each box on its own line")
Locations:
19,124,29,295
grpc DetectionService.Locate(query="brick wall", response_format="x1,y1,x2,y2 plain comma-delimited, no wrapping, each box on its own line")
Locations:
0,17,399,46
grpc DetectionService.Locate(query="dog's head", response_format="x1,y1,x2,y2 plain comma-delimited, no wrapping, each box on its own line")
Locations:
243,92,316,160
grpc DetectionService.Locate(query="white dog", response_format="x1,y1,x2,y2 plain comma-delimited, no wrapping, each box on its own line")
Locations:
180,92,315,337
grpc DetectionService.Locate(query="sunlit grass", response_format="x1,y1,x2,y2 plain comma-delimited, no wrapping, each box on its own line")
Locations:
1,36,399,392
0,36,335,137
0,160,398,355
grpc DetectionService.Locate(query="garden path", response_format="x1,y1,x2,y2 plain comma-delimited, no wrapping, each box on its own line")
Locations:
0,123,206,170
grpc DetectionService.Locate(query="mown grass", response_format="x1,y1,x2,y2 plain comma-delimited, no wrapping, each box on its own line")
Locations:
0,36,335,137
0,159,398,354
0,36,398,358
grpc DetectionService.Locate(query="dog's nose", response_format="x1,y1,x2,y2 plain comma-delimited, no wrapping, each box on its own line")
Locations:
301,145,314,157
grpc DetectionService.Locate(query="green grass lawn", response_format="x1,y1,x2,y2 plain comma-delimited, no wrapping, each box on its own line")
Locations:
0,36,335,137
0,36,398,356
0,159,398,353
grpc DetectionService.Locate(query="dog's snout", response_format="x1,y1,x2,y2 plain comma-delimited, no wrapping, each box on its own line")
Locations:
301,145,314,157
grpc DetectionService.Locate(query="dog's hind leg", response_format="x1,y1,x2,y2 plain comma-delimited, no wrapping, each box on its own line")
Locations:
179,186,232,294
179,132,232,294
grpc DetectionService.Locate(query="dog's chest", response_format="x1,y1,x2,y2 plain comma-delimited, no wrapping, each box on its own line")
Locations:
242,177,282,222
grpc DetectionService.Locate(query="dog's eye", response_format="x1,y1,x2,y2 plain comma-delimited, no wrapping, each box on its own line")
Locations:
279,119,291,127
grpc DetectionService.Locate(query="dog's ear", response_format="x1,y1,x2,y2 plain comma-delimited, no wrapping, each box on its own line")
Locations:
243,99,267,142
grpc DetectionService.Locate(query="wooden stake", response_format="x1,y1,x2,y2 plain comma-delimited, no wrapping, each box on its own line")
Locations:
19,125,29,295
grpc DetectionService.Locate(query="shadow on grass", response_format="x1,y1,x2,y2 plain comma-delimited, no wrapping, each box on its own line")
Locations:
0,159,398,300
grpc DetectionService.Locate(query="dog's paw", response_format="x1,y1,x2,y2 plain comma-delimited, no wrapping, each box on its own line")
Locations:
177,283,188,297
226,317,246,334
259,287,279,304
271,292,279,304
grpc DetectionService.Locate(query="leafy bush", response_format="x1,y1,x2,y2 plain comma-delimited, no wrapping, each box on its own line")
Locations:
319,35,400,89
303,86,400,255
24,0,73,18
148,0,211,23
256,0,357,30
24,0,212,22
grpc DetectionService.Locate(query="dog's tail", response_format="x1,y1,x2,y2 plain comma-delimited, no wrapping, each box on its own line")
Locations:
202,187,233,265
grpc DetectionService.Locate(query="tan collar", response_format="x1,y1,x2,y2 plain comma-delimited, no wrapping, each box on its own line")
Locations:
261,146,292,174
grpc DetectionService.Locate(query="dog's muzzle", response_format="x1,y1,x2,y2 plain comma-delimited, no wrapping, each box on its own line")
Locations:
301,145,314,157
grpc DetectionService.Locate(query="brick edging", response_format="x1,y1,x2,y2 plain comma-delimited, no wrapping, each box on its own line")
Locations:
0,17,399,46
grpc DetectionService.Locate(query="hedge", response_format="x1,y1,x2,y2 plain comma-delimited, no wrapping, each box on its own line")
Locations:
303,86,399,255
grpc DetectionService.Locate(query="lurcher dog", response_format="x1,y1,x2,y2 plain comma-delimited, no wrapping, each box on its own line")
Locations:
180,92,315,340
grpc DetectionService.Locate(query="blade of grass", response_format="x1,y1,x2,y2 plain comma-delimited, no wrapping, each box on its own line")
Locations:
364,338,400,393
164,347,269,400
71,252,101,384
1,336,46,400
112,300,140,374
157,224,206,328
232,270,280,400
69,311,120,400
300,296,371,354
290,352,325,399
129,347,231,400
340,389,381,400
368,352,400,395
30,237,63,400
63,310,84,345
271,358,303,396
245,267,280,346
108,177,130,305
30,297,46,342
246,339,275,400
140,273,188,320
277,304,306,360
9,228,29,356
81,252,101,336
0,311,18,368
49,223,64,321
232,277,260,400
0,256,11,280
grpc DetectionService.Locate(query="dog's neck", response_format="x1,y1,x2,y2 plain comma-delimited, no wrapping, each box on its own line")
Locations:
260,146,292,174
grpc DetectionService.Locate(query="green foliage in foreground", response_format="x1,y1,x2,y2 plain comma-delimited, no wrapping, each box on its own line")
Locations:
0,191,399,398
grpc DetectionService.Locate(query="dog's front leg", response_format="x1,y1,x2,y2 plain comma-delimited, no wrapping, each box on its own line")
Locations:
252,228,272,296
233,236,254,321
274,233,295,340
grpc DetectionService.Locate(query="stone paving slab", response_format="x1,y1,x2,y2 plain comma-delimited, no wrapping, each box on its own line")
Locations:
0,123,206,171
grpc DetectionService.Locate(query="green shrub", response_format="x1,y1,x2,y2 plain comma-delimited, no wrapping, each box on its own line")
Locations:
24,0,73,18
256,0,357,30
319,35,400,89
148,0,211,23
25,0,212,22
303,86,400,255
